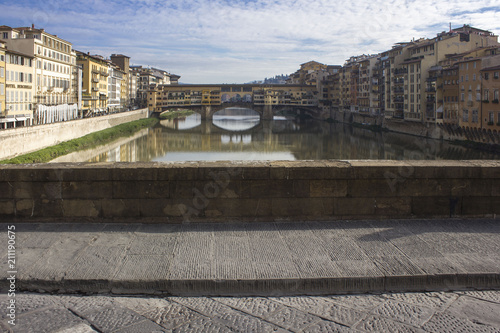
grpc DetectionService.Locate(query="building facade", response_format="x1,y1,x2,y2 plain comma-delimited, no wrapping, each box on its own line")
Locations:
4,49,35,128
0,25,78,111
0,41,5,118
76,52,109,115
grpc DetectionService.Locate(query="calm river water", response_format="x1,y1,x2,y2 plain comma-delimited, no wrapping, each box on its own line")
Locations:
51,109,500,163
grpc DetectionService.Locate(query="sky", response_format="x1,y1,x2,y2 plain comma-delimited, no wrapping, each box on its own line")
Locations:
0,0,499,84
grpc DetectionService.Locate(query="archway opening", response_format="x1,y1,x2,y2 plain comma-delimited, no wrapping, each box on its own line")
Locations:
212,107,260,131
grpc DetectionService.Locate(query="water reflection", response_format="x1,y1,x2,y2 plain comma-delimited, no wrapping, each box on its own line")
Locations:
212,108,260,131
160,113,201,130
50,111,500,163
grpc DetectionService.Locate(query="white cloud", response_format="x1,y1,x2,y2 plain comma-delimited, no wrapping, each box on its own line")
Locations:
1,0,499,83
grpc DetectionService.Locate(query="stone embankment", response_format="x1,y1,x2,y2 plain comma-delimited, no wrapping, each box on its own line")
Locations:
328,108,500,146
0,160,498,222
0,109,148,160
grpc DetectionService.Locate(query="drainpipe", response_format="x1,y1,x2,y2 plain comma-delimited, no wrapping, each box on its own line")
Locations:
480,67,483,130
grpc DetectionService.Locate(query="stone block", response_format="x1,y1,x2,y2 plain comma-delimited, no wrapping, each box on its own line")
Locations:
138,199,176,217
334,198,376,216
0,182,13,199
449,179,492,197
241,167,270,179
374,197,412,216
242,180,294,198
197,163,244,180
113,181,169,199
271,198,333,217
349,161,414,180
101,199,140,218
63,181,113,199
112,166,158,181
310,180,347,197
493,180,500,196
157,163,200,180
14,182,60,200
0,201,14,215
288,166,327,180
348,179,394,197
493,197,500,214
60,166,112,181
293,180,310,197
461,197,492,216
411,197,461,217
207,198,272,218
32,199,64,218
62,200,100,217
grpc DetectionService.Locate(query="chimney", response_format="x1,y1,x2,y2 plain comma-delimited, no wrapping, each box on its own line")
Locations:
32,23,34,29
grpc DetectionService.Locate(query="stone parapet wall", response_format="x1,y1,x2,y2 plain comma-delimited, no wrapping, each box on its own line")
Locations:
0,109,149,160
0,161,498,222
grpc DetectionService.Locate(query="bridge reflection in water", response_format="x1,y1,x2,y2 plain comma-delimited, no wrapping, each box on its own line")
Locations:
52,109,500,163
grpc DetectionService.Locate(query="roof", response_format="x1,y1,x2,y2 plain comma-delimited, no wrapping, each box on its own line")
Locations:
5,49,34,58
481,65,500,72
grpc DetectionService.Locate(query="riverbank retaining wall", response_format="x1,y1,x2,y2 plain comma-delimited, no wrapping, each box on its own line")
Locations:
0,109,149,160
329,109,500,145
1,161,498,222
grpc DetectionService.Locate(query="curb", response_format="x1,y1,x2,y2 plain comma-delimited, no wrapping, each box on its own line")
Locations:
7,273,500,296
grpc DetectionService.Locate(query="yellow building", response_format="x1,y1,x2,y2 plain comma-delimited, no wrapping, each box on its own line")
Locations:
481,64,500,132
0,41,5,117
3,49,35,128
150,84,316,113
0,25,77,109
76,52,109,114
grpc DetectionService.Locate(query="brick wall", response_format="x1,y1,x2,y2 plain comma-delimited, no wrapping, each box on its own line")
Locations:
0,160,498,222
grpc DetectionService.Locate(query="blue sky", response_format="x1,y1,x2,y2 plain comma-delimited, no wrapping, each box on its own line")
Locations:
1,0,499,83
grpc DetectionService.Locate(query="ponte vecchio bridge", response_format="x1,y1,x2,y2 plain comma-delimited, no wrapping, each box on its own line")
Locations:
148,84,320,120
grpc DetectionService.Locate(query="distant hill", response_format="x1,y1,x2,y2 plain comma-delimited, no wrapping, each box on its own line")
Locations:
248,74,290,84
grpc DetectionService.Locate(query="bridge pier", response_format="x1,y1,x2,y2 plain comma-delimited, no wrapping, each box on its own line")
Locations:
262,105,273,120
201,105,212,120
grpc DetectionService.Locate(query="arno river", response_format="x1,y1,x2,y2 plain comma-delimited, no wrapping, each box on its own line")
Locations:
52,109,500,163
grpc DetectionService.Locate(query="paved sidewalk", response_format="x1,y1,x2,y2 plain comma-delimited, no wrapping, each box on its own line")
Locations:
0,219,499,296
1,291,500,332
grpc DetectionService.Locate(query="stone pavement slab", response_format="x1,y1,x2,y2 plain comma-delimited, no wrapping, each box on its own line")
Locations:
0,218,499,296
1,291,500,332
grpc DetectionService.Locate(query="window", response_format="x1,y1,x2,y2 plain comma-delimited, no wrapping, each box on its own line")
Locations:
472,110,478,123
461,93,465,102
484,89,489,101
473,74,476,81
2,32,7,39
0,83,3,96
495,72,499,79
476,93,481,101
463,109,469,122
484,73,489,80
489,112,494,122
495,90,499,101
0,67,3,78
473,62,477,69
465,74,469,81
